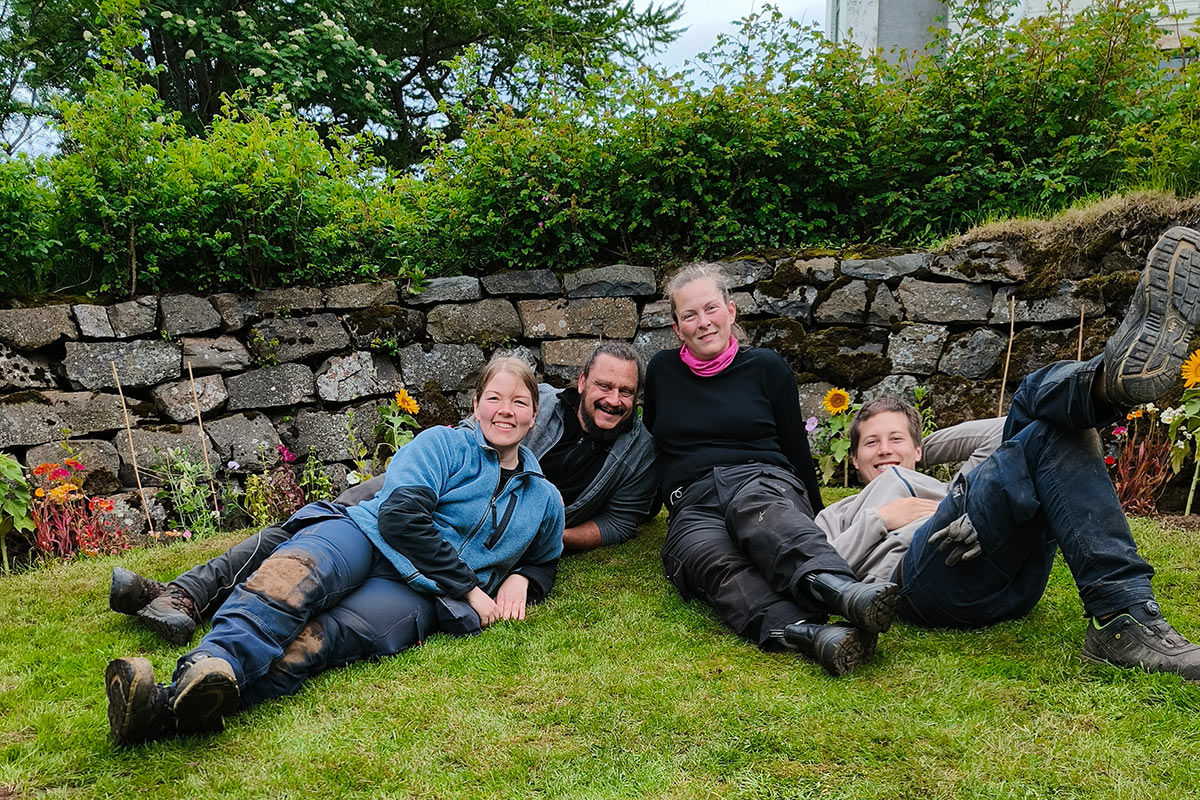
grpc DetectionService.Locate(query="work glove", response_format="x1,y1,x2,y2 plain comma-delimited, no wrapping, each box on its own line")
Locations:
927,513,981,566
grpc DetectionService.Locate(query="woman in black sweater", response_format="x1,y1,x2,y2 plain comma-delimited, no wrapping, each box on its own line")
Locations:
643,264,897,675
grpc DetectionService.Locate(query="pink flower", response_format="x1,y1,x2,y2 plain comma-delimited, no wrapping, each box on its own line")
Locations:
50,467,70,481
1111,426,1128,436
805,416,818,432
278,444,296,463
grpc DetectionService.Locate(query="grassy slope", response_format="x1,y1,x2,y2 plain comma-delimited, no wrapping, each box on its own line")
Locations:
2,508,1199,799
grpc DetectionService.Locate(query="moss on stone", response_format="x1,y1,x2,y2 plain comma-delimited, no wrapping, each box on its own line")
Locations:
0,390,50,405
744,320,891,386
1074,270,1139,309
415,380,460,428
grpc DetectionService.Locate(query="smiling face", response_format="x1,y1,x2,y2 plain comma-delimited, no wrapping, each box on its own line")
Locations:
473,369,536,468
577,353,638,435
851,410,923,483
670,277,737,361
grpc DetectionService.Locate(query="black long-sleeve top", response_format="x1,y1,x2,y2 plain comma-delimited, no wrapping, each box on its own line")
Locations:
642,346,824,512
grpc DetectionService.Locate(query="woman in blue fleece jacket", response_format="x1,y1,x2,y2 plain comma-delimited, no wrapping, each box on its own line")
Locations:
105,356,565,746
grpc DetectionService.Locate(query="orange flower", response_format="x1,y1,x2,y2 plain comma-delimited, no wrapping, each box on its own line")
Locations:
65,458,85,471
34,487,45,497
32,462,57,476
394,389,420,415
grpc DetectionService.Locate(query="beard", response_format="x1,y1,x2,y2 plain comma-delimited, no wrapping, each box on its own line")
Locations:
578,401,634,442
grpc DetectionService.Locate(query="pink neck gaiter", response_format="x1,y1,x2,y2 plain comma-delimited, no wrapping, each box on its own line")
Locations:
680,336,739,377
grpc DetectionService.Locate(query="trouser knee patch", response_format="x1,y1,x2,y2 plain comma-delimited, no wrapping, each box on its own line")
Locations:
244,554,321,610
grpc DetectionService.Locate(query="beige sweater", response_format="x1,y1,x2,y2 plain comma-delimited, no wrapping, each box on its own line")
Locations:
817,418,1005,583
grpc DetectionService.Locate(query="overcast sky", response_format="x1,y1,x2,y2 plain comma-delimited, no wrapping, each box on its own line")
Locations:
643,1,829,70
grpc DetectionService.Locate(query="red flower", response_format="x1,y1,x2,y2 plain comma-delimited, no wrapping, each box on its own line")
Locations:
1105,455,1116,466
33,462,56,476
50,467,70,481
65,458,85,471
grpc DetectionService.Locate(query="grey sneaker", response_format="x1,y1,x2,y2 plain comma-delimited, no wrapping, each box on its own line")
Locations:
1103,226,1200,406
109,567,167,615
105,657,174,746
1081,601,1200,682
136,585,201,646
172,654,240,735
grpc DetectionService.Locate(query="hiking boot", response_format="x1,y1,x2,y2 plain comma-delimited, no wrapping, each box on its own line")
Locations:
1103,226,1200,406
105,657,174,746
172,654,240,736
136,585,202,646
1081,600,1200,682
109,567,166,615
806,572,900,634
782,622,873,677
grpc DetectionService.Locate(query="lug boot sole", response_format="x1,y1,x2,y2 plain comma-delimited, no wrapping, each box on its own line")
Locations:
1105,226,1200,405
105,657,160,746
841,582,900,634
173,658,239,735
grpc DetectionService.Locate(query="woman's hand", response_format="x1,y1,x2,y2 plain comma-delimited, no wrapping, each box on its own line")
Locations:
878,497,941,531
494,574,529,621
465,586,500,628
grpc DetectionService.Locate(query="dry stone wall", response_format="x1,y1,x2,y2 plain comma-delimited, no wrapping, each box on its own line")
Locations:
0,241,1140,533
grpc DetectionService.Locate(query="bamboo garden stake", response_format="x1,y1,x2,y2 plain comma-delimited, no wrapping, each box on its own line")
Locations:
998,294,1016,417
110,361,155,538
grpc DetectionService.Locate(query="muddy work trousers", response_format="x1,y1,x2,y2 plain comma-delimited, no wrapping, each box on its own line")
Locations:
176,503,479,709
661,463,857,650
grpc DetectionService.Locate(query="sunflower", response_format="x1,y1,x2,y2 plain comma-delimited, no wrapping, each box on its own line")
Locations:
394,389,420,415
822,387,852,415
1183,349,1200,389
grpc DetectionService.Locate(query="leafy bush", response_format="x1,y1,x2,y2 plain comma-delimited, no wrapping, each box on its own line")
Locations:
0,453,35,574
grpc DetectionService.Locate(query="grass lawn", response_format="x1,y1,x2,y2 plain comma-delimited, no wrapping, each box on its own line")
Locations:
2,504,1200,799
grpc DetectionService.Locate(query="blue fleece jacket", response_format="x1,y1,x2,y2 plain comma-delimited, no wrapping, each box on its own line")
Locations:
346,423,565,598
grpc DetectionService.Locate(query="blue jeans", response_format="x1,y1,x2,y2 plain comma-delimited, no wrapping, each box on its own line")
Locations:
176,503,479,708
897,356,1156,628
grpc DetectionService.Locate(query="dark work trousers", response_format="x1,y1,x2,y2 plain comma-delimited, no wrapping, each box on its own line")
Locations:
661,463,857,650
896,355,1156,628
179,503,480,709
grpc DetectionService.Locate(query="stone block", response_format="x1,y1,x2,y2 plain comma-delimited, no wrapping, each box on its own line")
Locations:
0,393,68,447
842,253,930,281
205,413,283,472
207,293,259,332
72,304,115,338
815,280,869,324
868,284,903,326
787,257,836,284
640,300,673,329
481,270,562,296
931,242,1025,284
732,292,763,317
107,297,158,339
564,265,656,298
316,352,402,403
151,374,228,422
518,298,637,340
255,287,324,316
248,313,350,363
990,283,1104,324
897,278,993,324
62,340,181,390
704,259,774,290
754,285,818,322
887,323,948,376
105,489,168,545
399,343,485,392
25,439,122,494
861,374,921,404
181,336,252,374
226,363,317,410
0,343,55,390
406,276,482,305
285,407,373,463
632,327,680,364
344,305,425,350
541,339,603,369
324,282,399,310
41,390,135,437
160,294,222,336
940,328,1007,378
797,382,837,420
0,304,77,350
114,425,209,486
427,299,522,345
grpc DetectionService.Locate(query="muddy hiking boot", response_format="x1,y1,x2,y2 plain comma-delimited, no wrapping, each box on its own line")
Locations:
806,572,900,634
106,657,174,747
108,567,167,615
1103,226,1200,406
1081,601,1200,682
171,653,240,736
137,585,203,646
780,622,876,677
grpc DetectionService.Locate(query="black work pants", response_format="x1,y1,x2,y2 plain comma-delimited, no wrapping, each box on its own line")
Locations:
661,463,856,650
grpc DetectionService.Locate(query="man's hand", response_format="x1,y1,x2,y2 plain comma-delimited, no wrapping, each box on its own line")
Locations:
494,574,530,621
927,513,982,565
465,586,501,627
878,497,941,531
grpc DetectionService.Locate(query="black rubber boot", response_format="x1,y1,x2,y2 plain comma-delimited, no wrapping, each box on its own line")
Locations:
781,622,874,677
105,657,175,746
806,572,899,634
136,585,202,646
171,654,240,736
109,567,167,615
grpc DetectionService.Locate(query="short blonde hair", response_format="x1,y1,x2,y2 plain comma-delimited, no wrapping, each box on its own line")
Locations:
474,354,539,415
